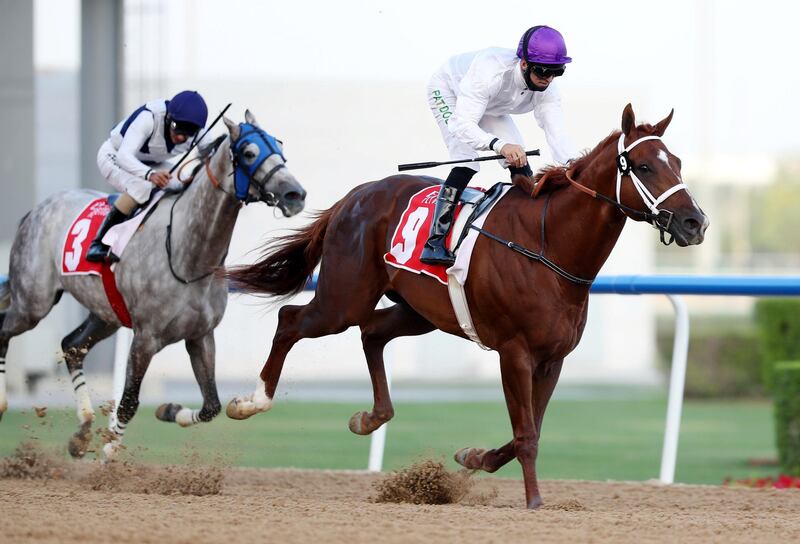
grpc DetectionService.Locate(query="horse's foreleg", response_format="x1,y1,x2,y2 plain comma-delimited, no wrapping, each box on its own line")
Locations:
60,314,119,457
157,333,220,427
350,303,435,435
454,359,563,474
497,345,542,509
533,358,563,436
104,334,157,460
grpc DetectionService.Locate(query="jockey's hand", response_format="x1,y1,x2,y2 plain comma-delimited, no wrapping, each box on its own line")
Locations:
148,170,171,188
500,143,527,168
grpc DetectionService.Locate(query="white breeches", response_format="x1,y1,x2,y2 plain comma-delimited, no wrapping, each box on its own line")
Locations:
427,76,525,173
97,141,181,204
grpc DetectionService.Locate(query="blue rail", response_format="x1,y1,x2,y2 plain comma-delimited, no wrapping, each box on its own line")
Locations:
589,274,800,296
302,274,800,297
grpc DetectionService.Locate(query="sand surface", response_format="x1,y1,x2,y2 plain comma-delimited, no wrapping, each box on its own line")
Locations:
3,455,799,544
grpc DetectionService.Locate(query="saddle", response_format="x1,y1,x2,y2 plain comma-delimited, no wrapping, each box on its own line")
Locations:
452,182,509,252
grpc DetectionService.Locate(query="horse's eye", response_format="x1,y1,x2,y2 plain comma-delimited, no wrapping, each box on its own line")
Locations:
638,164,650,173
241,143,259,165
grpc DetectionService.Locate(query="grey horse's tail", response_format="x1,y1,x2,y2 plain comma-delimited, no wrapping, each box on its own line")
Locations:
226,199,346,298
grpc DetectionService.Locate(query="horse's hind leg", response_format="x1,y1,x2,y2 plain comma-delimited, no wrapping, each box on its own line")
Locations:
156,332,221,427
227,288,383,420
60,313,119,458
227,301,350,419
349,303,435,435
0,290,62,421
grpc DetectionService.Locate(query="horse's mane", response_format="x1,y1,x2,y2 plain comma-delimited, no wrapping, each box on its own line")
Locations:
510,130,621,197
517,122,664,198
188,134,228,179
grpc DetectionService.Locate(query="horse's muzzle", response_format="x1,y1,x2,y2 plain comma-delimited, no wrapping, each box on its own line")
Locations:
278,188,307,217
670,209,709,247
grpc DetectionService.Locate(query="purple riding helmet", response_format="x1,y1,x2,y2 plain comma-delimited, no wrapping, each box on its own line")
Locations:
516,26,572,91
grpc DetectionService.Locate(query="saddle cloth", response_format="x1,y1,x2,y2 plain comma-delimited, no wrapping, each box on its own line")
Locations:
384,183,512,351
384,183,511,286
102,190,167,259
60,198,132,327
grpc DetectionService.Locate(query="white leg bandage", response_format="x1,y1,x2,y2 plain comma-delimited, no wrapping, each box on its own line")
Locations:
70,369,94,424
175,407,201,427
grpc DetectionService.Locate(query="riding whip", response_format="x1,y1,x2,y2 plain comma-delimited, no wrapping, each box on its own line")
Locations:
397,149,540,172
169,102,233,174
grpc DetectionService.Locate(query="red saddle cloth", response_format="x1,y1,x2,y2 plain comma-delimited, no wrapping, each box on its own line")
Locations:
383,186,467,285
61,198,132,327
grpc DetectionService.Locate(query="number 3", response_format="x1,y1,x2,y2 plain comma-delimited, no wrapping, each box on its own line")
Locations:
64,218,91,271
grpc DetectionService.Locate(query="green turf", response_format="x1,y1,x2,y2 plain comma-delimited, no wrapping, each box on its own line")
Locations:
0,398,777,484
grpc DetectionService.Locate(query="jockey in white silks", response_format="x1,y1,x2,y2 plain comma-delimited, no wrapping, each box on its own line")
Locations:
86,90,208,263
420,26,579,266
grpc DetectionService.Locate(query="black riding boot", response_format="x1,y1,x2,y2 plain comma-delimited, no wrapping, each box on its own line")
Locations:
85,207,128,263
419,167,475,266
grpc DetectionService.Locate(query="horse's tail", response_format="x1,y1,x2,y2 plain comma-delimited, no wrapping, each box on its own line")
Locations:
226,201,344,298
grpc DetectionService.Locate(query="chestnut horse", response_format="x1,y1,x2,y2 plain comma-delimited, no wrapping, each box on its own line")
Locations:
226,104,708,508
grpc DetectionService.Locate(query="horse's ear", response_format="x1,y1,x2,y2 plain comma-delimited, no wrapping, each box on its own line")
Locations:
621,103,635,135
244,109,259,127
654,109,674,137
223,116,240,140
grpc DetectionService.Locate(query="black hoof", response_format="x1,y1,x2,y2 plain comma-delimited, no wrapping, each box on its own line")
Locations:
155,403,183,422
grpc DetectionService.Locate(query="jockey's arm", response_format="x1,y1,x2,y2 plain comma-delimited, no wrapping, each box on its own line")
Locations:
533,85,578,166
448,72,507,154
115,113,156,179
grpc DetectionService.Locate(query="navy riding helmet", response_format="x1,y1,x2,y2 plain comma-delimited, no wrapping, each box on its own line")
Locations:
167,90,208,134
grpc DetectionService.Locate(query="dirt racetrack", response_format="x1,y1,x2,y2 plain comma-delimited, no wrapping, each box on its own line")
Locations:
4,458,800,544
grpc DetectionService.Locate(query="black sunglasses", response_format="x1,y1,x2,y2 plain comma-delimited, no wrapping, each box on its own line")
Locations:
170,119,200,136
531,64,565,79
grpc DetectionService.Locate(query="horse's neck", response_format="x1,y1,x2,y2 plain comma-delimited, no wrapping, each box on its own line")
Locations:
512,147,628,284
170,142,240,269
551,150,629,279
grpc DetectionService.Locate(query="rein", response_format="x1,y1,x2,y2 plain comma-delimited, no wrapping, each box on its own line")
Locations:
471,192,594,286
165,186,228,285
472,133,689,285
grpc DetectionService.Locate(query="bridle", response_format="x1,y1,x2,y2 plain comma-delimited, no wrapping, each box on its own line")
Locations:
474,132,691,286
230,122,287,205
166,125,288,284
563,133,688,245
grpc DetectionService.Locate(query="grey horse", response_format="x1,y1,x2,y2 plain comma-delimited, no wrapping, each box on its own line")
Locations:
0,110,306,459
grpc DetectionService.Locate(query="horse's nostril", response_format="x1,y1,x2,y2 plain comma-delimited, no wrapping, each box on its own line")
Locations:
285,191,304,202
683,217,700,234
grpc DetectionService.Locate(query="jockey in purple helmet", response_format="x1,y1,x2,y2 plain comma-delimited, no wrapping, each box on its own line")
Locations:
420,26,578,266
86,90,208,263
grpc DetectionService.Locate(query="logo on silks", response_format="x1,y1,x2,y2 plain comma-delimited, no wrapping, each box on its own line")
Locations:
231,123,286,202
